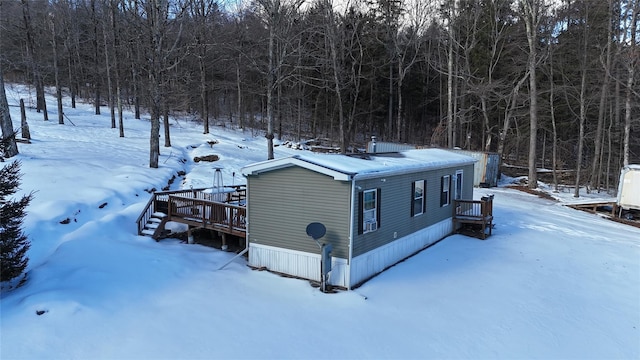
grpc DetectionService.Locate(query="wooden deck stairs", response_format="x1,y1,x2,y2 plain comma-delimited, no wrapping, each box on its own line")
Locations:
140,212,169,239
136,186,247,241
453,195,494,239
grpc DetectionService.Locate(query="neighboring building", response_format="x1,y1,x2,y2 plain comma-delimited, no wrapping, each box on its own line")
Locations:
617,165,640,212
241,149,476,289
367,139,499,187
447,150,500,187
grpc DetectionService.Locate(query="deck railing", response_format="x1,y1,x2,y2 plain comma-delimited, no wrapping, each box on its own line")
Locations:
168,195,246,236
136,186,246,236
454,197,493,219
453,195,494,239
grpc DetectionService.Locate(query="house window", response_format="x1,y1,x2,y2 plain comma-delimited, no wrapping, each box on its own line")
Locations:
359,188,380,234
412,180,425,216
440,175,450,207
454,170,463,201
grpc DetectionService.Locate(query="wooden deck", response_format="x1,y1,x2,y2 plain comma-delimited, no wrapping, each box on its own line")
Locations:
566,201,618,216
136,186,246,240
453,195,494,239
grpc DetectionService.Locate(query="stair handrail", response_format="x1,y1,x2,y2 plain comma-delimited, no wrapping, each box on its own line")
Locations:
136,193,157,235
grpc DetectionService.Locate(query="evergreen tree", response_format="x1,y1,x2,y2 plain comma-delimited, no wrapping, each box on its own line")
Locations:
0,160,32,284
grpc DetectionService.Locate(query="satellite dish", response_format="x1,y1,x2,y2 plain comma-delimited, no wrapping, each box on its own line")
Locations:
306,222,326,240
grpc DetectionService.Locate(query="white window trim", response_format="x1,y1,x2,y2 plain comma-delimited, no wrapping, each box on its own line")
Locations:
442,175,450,207
363,189,378,233
454,170,464,200
413,180,425,216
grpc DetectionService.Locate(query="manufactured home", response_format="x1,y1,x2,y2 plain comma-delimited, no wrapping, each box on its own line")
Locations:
241,149,476,289
617,165,640,212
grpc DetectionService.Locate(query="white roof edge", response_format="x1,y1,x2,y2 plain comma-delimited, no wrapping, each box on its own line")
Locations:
242,151,476,181
241,155,353,181
352,159,476,181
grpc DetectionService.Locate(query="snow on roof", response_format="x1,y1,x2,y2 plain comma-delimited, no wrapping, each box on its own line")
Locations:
625,164,640,170
241,148,476,181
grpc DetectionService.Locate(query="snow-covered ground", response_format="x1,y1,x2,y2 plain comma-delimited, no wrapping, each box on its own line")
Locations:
1,84,639,359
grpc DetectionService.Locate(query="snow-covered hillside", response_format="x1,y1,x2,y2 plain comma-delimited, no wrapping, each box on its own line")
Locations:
1,84,639,359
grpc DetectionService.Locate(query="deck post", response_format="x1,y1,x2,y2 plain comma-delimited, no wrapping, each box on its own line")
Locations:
187,226,194,244
221,233,228,251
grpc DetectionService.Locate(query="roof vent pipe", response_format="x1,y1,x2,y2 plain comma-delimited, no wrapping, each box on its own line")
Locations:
371,136,377,153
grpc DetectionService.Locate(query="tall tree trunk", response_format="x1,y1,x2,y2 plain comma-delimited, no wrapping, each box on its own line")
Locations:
266,16,275,160
132,60,140,120
614,46,622,182
111,0,124,137
574,6,590,198
0,64,19,158
589,0,613,190
103,18,115,128
163,104,171,147
50,13,64,125
20,99,31,140
236,59,243,130
62,16,78,111
623,1,638,166
497,73,528,158
396,60,403,142
323,2,346,153
21,0,47,121
480,95,489,151
522,0,540,189
447,6,455,149
574,62,587,197
606,105,613,189
148,0,162,168
67,52,76,109
548,40,558,191
197,0,209,135
92,0,101,115
388,53,393,140
199,59,209,134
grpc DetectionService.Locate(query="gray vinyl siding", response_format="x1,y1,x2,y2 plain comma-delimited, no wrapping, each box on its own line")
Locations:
247,166,352,258
352,164,474,257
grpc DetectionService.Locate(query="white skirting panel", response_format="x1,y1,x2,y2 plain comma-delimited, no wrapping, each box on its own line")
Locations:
349,218,453,287
249,218,452,289
249,243,349,287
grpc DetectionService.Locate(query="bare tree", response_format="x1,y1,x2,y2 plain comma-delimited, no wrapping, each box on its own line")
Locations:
110,0,124,137
394,0,429,142
588,0,615,190
547,25,559,191
520,0,545,189
21,0,48,121
49,6,64,125
446,0,457,148
102,2,115,129
189,0,218,134
255,0,305,159
139,0,187,168
321,0,347,152
623,0,638,166
91,0,102,115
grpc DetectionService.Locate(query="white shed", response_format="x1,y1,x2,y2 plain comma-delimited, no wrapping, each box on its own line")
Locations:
617,165,640,211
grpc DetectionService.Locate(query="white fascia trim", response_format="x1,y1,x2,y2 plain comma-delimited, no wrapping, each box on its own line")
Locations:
241,156,353,181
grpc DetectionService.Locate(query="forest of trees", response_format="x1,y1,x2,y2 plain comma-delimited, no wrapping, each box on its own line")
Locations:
0,0,638,193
